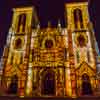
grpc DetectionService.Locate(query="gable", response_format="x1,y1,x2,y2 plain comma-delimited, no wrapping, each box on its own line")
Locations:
76,61,96,77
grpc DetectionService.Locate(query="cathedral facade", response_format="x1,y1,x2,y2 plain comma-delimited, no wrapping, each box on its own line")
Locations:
0,1,99,97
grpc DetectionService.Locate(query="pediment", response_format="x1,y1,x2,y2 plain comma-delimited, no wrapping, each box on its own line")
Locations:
76,62,95,76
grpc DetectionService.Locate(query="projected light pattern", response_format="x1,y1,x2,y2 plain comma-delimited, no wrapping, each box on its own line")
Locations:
0,1,100,98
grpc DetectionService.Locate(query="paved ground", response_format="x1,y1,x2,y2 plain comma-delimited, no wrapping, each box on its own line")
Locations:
0,96,100,100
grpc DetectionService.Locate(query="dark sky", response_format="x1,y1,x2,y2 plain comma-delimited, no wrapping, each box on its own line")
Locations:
0,0,100,57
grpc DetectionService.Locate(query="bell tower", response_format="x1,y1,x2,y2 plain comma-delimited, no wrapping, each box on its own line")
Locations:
11,7,38,33
1,7,38,97
65,2,97,96
0,1,99,98
66,2,89,31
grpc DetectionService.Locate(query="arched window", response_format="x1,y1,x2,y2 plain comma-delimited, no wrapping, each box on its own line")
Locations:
14,38,22,49
77,34,86,47
74,9,84,29
17,14,26,32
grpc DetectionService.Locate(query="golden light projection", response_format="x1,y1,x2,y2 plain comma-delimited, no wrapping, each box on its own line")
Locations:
74,32,88,47
0,1,99,98
26,63,33,95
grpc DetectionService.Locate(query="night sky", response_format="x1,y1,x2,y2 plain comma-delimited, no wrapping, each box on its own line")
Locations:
0,0,100,57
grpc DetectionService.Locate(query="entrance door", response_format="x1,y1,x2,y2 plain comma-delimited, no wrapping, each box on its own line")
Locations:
42,70,55,95
8,75,18,94
82,74,93,95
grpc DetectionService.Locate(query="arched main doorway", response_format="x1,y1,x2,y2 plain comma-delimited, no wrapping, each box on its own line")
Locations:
81,74,93,95
41,69,56,96
7,75,18,95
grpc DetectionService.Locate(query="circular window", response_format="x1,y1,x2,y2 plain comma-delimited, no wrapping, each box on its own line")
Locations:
45,39,53,48
77,35,85,47
14,38,22,49
75,33,88,47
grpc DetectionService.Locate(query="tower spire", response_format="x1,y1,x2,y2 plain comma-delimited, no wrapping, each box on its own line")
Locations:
37,22,40,30
57,19,62,32
48,21,51,28
58,19,61,27
47,21,51,31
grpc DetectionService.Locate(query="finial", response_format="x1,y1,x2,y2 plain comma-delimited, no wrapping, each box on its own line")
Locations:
37,22,40,30
48,21,51,28
57,19,62,32
47,21,51,31
58,19,61,28
87,22,94,31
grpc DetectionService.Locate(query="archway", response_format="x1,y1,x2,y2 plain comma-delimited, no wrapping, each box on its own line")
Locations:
7,75,18,94
41,69,56,95
81,74,93,95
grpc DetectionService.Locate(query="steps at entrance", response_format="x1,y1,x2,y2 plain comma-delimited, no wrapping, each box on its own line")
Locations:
0,96,100,100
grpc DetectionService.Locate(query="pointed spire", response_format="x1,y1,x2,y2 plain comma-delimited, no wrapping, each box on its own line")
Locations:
58,19,61,28
37,22,40,30
57,19,62,32
48,21,51,28
47,21,51,31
